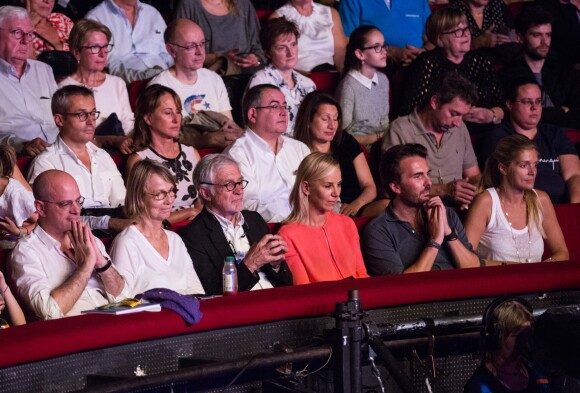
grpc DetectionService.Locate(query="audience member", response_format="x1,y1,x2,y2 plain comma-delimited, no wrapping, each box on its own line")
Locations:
336,25,389,146
383,73,481,207
0,6,58,156
279,152,368,284
536,0,580,66
270,0,348,72
401,6,504,134
479,80,580,204
294,91,376,217
0,269,25,326
149,18,243,149
466,135,568,264
338,0,430,65
26,0,73,58
86,0,173,83
227,84,310,223
27,85,129,233
362,144,481,275
180,154,293,295
126,84,202,224
0,145,37,248
464,297,551,392
500,6,580,129
59,19,134,153
247,17,316,136
110,160,205,296
10,170,129,319
174,0,264,75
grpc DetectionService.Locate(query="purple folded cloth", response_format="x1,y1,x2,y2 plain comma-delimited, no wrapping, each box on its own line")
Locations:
137,288,203,325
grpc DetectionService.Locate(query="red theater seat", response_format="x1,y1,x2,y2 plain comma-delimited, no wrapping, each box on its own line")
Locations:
256,9,273,25
546,203,580,261
16,156,33,178
310,71,340,94
128,78,151,112
198,148,223,158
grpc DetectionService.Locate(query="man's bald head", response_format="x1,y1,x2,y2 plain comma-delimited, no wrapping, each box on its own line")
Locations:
164,18,204,45
33,170,77,201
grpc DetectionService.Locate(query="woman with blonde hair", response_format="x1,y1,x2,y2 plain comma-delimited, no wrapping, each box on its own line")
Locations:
109,159,205,296
278,152,368,284
465,134,568,264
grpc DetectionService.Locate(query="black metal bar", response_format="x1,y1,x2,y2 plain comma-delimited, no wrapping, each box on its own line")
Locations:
367,335,420,393
76,345,332,393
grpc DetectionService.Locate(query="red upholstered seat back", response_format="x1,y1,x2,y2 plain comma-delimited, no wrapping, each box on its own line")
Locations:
544,203,580,261
309,71,341,95
128,78,152,112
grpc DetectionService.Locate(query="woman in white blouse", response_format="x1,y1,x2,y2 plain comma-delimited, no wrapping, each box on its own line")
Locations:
110,159,205,296
270,0,348,72
58,19,134,154
465,135,568,264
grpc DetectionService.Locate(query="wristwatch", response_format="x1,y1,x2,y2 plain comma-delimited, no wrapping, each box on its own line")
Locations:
444,229,458,242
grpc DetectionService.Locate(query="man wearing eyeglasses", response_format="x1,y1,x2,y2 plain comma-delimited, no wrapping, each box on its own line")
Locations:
226,84,310,223
27,85,130,233
10,170,129,319
499,5,580,129
85,0,173,83
480,79,580,204
148,18,243,149
180,154,292,295
0,6,59,157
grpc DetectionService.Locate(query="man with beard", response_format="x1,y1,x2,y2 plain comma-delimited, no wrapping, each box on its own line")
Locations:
362,144,481,275
500,6,580,129
383,73,481,207
9,170,129,319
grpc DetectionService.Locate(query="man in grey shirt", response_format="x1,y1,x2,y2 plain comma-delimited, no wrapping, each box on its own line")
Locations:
362,144,481,275
383,73,482,207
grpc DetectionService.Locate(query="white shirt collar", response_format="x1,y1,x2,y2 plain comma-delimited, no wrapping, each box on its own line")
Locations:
348,70,379,90
207,208,245,232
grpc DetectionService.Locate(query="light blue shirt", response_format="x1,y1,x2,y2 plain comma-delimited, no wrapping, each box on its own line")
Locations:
86,0,173,83
0,59,59,152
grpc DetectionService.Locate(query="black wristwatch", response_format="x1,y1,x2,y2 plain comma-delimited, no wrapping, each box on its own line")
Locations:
95,257,112,274
444,229,458,242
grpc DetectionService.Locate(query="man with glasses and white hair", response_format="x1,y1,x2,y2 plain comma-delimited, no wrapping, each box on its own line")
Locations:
27,85,130,233
180,154,292,295
480,79,580,204
148,18,242,149
9,170,129,319
226,84,310,223
0,6,59,157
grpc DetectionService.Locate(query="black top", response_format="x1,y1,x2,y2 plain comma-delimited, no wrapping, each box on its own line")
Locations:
464,364,552,393
449,0,512,39
536,0,580,65
400,48,504,117
333,133,364,204
179,208,293,295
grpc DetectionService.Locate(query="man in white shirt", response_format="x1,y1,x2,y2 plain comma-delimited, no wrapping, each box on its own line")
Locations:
28,85,129,232
0,6,58,156
9,170,129,319
149,18,243,149
86,0,173,83
226,84,310,223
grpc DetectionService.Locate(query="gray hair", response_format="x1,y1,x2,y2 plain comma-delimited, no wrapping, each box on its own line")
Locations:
0,6,30,26
193,154,240,200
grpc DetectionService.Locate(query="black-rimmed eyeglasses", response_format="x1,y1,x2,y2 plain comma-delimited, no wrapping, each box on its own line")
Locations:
200,180,249,192
441,27,471,38
40,196,85,209
146,188,178,201
79,44,114,54
362,43,388,53
514,99,543,107
0,28,35,42
170,41,208,52
58,111,100,122
253,104,290,112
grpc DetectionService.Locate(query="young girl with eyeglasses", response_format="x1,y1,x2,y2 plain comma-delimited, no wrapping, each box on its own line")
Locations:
336,25,390,147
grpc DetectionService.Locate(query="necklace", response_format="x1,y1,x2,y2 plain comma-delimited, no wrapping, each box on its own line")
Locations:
499,191,532,263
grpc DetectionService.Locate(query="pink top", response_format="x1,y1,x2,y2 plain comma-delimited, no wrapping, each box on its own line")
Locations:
278,212,368,285
32,13,74,57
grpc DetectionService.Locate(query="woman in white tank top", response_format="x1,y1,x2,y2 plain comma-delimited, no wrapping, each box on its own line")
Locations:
465,135,568,264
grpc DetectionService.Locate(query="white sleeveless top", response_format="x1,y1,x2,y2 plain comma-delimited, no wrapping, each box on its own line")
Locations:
136,144,199,210
477,188,544,263
276,2,335,72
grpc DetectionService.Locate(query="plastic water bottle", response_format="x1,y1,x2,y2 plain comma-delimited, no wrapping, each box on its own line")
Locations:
223,256,238,295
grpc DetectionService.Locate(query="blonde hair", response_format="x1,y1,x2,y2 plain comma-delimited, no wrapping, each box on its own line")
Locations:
284,152,340,225
425,6,467,47
0,145,16,178
482,134,545,237
124,159,177,220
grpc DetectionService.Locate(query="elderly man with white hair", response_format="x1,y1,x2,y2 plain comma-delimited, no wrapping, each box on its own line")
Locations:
0,6,59,156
